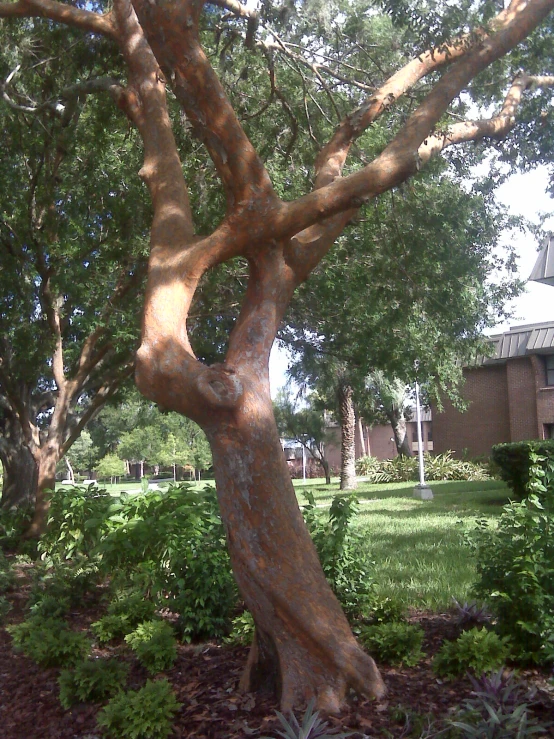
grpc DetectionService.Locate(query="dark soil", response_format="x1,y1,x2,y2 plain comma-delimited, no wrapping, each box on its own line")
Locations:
1,559,553,739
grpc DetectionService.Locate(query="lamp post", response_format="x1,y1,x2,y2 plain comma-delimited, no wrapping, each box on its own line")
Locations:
413,380,433,500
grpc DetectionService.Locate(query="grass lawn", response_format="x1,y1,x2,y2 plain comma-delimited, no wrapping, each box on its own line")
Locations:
61,474,511,613
294,477,511,612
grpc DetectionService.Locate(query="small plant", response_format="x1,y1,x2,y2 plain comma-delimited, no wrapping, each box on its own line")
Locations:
92,613,133,643
0,594,11,623
58,657,129,708
125,620,178,674
96,678,182,739
29,559,101,607
260,699,354,738
446,669,551,737
0,551,16,593
225,610,255,645
365,596,406,625
29,594,71,619
433,628,511,678
452,599,492,630
359,622,424,667
8,616,91,667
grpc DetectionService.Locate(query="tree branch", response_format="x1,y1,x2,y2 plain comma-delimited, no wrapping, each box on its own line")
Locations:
0,0,117,39
418,73,554,163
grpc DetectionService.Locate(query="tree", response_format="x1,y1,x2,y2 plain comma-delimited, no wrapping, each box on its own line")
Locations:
0,23,149,532
2,0,553,711
363,372,413,458
95,452,126,483
274,390,332,484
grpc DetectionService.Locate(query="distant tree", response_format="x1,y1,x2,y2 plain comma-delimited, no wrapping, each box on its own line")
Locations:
95,453,126,484
274,391,332,485
363,372,413,458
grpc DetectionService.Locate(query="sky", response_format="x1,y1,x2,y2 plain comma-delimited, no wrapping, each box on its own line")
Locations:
269,166,554,397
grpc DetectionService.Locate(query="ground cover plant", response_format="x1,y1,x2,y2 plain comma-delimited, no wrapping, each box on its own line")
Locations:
2,477,554,737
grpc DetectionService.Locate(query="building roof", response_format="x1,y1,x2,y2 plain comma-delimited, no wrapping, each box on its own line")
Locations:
529,235,554,286
471,321,554,366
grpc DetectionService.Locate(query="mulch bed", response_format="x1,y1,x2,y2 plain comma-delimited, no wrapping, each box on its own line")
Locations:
1,559,553,739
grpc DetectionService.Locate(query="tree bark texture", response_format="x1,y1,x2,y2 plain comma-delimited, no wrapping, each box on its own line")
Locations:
0,441,38,510
338,383,357,491
204,378,384,711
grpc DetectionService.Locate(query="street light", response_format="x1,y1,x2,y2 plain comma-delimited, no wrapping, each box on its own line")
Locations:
413,379,433,500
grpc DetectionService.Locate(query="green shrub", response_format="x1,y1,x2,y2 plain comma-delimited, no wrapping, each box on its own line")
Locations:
96,486,238,642
225,610,255,645
29,594,71,619
0,551,16,593
359,622,424,667
29,559,101,606
303,492,375,619
92,613,134,643
0,594,11,623
356,452,488,483
96,678,182,739
471,451,554,665
108,591,158,623
491,439,554,500
8,616,91,667
0,505,33,549
365,596,406,625
58,657,129,708
125,620,178,674
38,484,113,561
433,628,511,678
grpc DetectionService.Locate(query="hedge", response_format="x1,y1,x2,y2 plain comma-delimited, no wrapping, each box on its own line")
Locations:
491,439,554,500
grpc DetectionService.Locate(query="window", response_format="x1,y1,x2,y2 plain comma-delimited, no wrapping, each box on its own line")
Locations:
544,424,554,440
546,355,554,386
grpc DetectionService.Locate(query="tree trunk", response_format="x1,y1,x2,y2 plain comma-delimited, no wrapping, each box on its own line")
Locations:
320,456,331,485
204,384,384,712
25,446,59,538
357,416,367,457
338,383,357,491
0,441,38,510
388,409,413,458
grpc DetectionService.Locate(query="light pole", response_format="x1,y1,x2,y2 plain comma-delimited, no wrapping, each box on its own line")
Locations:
413,380,433,500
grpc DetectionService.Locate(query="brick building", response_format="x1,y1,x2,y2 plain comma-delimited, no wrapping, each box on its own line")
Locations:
433,321,554,458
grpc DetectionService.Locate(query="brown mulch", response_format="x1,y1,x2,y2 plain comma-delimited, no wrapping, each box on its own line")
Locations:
1,559,553,739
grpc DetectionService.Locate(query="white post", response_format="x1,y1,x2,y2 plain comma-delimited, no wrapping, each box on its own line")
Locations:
413,380,433,500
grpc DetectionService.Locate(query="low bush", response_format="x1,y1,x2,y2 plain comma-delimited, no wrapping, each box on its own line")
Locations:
8,616,91,667
491,439,554,500
58,657,129,708
29,559,101,607
125,620,178,674
447,670,551,738
302,492,375,619
96,678,182,739
433,628,511,678
0,550,16,593
29,594,71,620
365,596,406,626
356,452,489,483
0,594,11,623
92,614,134,643
471,451,554,665
359,622,424,667
225,610,255,645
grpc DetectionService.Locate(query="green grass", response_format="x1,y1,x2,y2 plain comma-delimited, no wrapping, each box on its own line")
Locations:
294,478,511,611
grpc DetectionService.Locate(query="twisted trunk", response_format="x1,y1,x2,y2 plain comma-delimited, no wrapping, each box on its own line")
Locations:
387,408,413,458
204,379,384,712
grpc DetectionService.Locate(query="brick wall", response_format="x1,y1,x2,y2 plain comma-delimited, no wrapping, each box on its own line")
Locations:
433,363,510,458
506,357,540,441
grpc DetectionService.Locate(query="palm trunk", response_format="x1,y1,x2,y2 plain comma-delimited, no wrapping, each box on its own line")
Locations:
204,385,384,712
388,409,413,458
338,383,357,490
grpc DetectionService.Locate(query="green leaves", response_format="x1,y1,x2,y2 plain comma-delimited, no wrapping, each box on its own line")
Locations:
433,628,511,678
